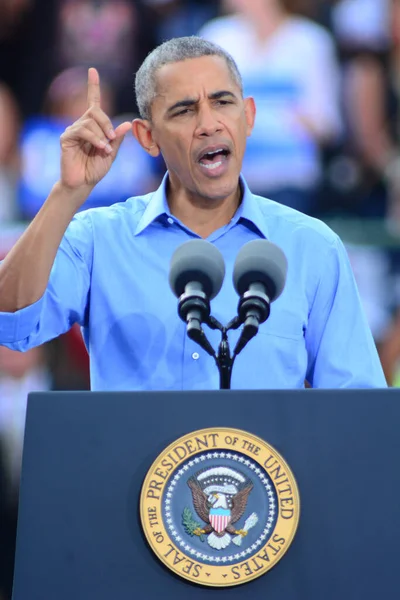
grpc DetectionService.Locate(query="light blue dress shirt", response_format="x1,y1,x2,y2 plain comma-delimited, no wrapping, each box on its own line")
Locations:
0,175,387,390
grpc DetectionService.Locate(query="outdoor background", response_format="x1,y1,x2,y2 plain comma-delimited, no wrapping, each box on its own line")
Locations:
0,1,397,598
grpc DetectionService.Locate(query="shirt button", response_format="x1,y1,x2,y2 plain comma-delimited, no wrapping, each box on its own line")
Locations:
192,352,200,360
167,217,174,225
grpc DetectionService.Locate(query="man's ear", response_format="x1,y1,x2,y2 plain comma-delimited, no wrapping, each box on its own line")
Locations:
244,97,256,137
132,119,160,157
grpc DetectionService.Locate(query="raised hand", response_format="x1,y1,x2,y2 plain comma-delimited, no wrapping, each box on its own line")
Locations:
60,67,132,190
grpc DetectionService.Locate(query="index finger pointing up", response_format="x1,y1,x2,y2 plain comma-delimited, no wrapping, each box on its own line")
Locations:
87,67,101,108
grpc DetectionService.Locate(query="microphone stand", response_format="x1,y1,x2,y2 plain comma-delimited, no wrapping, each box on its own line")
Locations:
178,289,266,390
198,316,245,390
217,329,233,390
207,317,234,390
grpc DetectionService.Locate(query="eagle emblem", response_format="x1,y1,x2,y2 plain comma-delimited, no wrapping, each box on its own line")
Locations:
184,466,258,550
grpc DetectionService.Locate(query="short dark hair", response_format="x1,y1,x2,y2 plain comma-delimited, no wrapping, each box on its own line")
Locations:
135,36,243,121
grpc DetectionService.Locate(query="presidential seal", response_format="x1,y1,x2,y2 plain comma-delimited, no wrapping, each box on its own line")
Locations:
140,427,300,587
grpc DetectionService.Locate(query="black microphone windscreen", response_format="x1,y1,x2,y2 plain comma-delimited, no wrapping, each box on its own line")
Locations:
233,240,287,301
169,239,226,300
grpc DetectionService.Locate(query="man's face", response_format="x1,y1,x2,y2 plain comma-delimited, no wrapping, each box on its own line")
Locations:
145,55,255,202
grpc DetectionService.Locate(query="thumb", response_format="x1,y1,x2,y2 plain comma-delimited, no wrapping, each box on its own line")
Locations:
111,121,132,152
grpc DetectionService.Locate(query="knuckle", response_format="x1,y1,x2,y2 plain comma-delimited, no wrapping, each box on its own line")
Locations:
86,106,98,119
85,108,105,127
91,106,107,124
60,127,71,142
91,104,101,113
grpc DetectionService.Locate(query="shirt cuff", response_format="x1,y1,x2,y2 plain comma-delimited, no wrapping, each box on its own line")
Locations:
0,296,44,343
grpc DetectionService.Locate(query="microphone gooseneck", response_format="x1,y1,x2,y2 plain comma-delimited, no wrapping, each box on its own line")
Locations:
169,240,225,356
232,240,288,357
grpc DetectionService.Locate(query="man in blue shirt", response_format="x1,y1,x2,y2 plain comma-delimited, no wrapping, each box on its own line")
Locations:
0,37,386,390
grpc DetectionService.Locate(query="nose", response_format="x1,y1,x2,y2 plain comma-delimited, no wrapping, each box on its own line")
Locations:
195,104,223,137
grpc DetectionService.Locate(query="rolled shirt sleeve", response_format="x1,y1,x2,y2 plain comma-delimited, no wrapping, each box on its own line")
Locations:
305,235,387,388
0,211,93,351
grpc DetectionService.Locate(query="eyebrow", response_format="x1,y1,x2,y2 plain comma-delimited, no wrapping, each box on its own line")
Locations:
166,90,237,114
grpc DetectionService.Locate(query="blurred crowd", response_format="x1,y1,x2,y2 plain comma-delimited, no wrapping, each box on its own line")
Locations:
0,0,399,597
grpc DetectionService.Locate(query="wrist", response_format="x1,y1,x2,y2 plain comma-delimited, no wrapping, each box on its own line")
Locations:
52,180,94,211
56,179,95,195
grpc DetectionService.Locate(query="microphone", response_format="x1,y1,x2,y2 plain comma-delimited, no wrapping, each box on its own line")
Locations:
169,239,225,355
232,240,287,356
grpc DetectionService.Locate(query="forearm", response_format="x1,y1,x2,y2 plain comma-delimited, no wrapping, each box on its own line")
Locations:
0,181,92,312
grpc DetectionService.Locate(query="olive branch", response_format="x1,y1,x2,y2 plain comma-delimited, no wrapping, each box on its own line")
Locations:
182,507,205,542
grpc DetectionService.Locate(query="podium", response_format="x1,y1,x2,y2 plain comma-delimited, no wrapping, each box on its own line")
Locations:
12,389,400,599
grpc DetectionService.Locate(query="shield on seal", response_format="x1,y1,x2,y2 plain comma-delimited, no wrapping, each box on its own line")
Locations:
209,508,231,533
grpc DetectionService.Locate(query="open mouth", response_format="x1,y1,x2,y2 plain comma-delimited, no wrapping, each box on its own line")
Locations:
198,147,231,171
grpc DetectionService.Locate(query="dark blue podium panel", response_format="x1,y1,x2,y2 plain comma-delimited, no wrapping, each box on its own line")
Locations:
12,389,400,599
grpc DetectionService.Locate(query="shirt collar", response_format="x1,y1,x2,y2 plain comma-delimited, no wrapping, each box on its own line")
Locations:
134,172,269,239
234,176,269,239
134,173,171,236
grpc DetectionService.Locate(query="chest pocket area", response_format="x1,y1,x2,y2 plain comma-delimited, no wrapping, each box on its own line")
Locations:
228,301,307,388
258,301,305,341
226,302,305,358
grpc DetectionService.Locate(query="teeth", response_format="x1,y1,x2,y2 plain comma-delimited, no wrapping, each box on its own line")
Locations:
201,161,223,170
203,148,225,158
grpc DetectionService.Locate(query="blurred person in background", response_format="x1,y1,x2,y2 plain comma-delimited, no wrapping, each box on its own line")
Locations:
43,65,115,122
0,0,32,35
328,0,400,383
0,0,33,113
54,0,157,115
0,0,156,119
0,1,60,119
199,0,342,215
379,0,400,385
377,0,400,385
143,0,218,45
0,84,21,223
324,0,391,219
